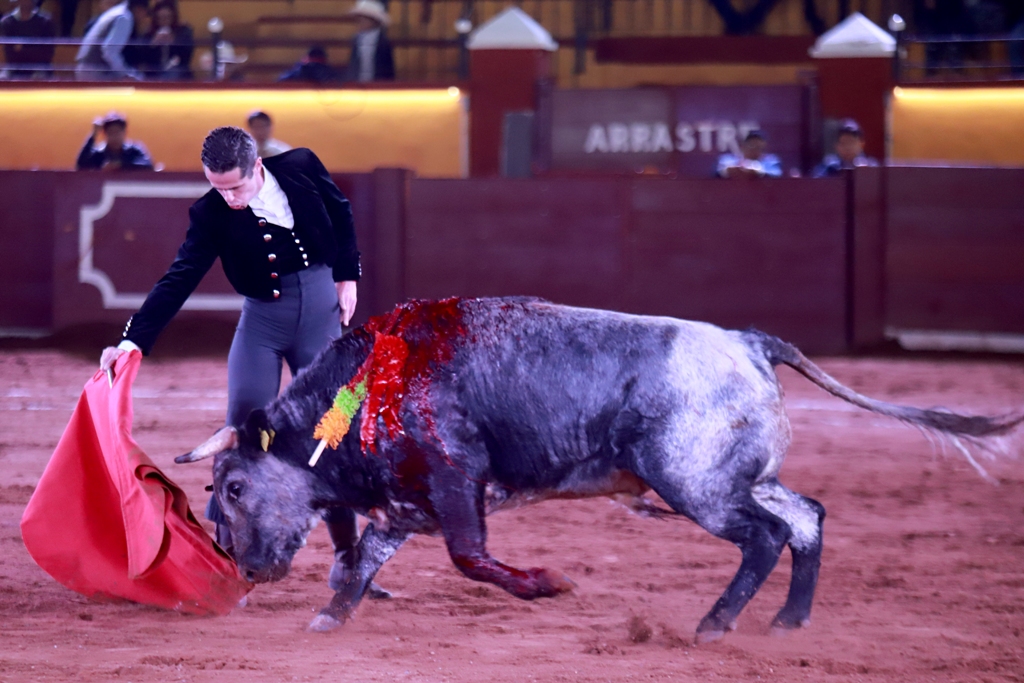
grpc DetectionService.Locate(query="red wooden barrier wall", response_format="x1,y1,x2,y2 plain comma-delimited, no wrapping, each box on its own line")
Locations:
405,177,849,352
884,168,1024,335
4,168,1023,355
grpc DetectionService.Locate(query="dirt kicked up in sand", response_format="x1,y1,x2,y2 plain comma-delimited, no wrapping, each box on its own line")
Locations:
1,350,1023,682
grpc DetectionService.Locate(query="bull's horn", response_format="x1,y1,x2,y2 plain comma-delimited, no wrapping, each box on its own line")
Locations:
175,426,239,463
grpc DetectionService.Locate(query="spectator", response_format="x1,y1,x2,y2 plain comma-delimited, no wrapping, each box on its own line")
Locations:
812,119,879,177
76,111,154,170
246,110,291,158
58,0,77,37
138,0,193,79
197,40,246,80
120,2,150,74
278,46,342,83
344,0,394,82
914,0,967,73
0,0,56,79
716,130,782,179
82,0,116,35
75,0,149,80
1010,11,1024,76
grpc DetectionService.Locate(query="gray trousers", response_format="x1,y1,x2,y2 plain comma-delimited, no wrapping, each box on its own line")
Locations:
208,264,349,529
225,264,341,427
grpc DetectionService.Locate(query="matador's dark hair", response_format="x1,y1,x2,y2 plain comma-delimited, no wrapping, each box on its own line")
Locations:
201,126,258,177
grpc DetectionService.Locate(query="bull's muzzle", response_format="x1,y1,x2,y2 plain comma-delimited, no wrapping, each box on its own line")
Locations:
238,558,291,584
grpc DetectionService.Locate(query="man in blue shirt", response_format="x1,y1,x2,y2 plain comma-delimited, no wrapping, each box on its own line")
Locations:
76,112,154,170
813,119,879,177
717,130,783,179
74,0,149,80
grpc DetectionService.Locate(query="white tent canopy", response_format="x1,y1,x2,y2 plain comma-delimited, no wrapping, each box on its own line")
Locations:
467,7,558,52
810,12,896,58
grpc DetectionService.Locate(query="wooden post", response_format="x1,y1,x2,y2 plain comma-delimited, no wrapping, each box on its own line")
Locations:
810,12,895,162
467,7,557,178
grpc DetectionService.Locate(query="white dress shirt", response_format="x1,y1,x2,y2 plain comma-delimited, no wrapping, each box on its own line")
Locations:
247,167,295,229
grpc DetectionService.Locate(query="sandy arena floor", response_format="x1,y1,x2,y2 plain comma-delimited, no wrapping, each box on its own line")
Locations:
1,349,1023,682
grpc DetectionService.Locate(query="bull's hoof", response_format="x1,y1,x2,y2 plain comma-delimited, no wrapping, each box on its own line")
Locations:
366,582,393,600
694,629,727,645
307,613,344,632
770,613,811,636
535,568,577,596
695,617,736,644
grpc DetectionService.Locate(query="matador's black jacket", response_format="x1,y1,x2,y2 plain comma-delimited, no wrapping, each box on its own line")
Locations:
122,148,360,355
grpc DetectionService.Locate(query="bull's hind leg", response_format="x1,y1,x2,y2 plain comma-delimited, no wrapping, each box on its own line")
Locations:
639,467,791,642
690,500,791,642
430,466,575,599
751,480,825,632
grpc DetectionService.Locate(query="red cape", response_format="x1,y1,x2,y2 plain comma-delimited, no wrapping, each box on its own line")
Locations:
20,351,251,615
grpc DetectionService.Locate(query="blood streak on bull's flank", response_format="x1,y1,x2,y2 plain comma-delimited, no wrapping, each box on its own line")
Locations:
583,121,761,156
354,298,467,457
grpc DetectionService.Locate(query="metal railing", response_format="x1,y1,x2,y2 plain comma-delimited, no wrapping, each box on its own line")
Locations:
5,2,1022,84
0,35,468,82
0,36,198,80
894,33,1024,84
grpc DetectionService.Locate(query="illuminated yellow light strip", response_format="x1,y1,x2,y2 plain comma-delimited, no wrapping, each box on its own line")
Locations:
890,86,1024,164
892,87,1024,105
0,87,466,175
0,88,461,104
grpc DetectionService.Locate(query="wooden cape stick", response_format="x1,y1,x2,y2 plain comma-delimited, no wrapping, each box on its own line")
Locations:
309,439,329,467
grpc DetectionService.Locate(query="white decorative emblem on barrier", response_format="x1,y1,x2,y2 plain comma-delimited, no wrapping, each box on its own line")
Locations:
78,181,244,311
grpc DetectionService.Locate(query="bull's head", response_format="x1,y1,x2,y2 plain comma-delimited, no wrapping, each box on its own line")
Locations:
176,410,321,584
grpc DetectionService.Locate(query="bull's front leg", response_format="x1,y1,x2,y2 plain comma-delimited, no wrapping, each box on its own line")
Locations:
325,507,393,599
308,524,409,632
432,469,575,600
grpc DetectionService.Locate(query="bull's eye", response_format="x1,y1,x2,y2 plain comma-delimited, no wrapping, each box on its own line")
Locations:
226,481,245,501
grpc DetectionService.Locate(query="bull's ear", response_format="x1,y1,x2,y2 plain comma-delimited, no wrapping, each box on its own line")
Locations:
242,409,275,452
175,426,239,463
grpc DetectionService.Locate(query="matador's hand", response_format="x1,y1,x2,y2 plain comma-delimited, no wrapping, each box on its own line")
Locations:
99,346,125,372
337,281,358,327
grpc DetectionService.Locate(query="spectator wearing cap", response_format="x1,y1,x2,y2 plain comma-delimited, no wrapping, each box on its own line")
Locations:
0,0,56,79
75,0,149,80
716,130,783,179
812,119,879,178
278,45,342,83
344,0,394,82
246,111,292,159
76,112,154,170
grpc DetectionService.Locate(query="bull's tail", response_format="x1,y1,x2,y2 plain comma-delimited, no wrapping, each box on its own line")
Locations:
750,330,1024,441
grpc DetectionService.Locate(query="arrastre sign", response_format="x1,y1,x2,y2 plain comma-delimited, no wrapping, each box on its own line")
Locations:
542,85,810,177
583,121,762,155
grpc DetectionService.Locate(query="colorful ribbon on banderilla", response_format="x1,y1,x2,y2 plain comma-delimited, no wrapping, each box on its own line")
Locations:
308,332,410,467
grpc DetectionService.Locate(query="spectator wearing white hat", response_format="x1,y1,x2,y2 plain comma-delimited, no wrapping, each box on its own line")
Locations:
344,0,394,82
198,39,247,80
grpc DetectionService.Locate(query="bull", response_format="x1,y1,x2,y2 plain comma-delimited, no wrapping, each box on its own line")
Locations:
177,297,1023,640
